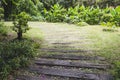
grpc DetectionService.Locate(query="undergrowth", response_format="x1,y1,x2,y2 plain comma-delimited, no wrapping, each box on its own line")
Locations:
0,39,41,80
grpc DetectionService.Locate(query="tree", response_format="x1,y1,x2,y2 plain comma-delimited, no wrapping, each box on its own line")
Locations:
1,0,20,20
1,0,38,20
13,12,30,40
17,0,38,16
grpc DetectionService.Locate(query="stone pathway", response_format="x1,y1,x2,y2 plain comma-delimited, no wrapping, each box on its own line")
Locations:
17,22,113,80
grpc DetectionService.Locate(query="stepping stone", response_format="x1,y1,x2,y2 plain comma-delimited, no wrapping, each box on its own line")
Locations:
41,48,96,53
40,54,105,61
16,75,51,80
16,75,40,80
30,66,113,80
35,59,109,70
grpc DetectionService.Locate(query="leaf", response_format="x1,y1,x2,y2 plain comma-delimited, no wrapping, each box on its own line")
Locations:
115,6,120,13
110,8,116,16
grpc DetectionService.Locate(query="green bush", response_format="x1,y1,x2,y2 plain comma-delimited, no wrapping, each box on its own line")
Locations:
0,8,4,20
13,12,30,40
0,39,38,79
101,14,113,23
112,61,120,80
85,6,103,25
42,5,120,28
44,4,66,22
0,22,8,36
101,6,120,28
17,0,38,16
65,5,80,23
113,6,120,27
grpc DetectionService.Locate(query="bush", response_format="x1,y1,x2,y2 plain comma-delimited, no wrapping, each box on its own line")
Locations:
44,4,66,22
113,6,120,27
31,15,45,21
13,12,30,40
0,22,8,36
0,8,4,20
101,6,120,28
0,39,38,79
65,5,80,23
112,61,120,80
85,6,103,25
17,0,38,16
101,14,113,23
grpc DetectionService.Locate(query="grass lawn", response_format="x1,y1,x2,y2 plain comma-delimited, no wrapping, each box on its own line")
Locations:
4,22,120,61
85,25,120,61
4,21,43,41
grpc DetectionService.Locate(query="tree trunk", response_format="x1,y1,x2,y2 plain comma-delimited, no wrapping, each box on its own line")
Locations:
17,32,22,40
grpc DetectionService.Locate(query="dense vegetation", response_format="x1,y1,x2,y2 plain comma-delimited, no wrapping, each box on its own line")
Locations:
0,0,120,79
0,40,39,79
0,0,120,28
0,5,41,79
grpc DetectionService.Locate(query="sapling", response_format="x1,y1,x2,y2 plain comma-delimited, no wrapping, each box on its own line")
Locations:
13,12,30,40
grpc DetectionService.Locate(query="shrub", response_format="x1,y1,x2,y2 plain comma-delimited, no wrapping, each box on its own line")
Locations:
0,7,4,20
0,22,8,36
44,4,66,22
112,61,120,80
13,12,30,40
31,15,45,21
113,6,120,27
17,0,38,16
65,5,80,23
101,6,120,28
85,6,103,25
0,39,38,79
101,14,113,23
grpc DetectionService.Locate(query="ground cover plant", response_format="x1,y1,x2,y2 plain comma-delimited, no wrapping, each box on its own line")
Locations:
0,40,38,79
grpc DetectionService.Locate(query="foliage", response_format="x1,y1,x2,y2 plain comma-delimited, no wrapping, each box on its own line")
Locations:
0,8,7,36
112,61,120,79
0,22,8,36
114,6,120,26
17,0,37,16
13,12,30,40
77,22,89,26
1,0,21,20
1,0,44,20
1,0,120,20
85,6,103,25
101,6,120,28
42,5,120,27
0,7,4,20
64,5,80,23
0,39,38,80
31,15,45,21
40,0,78,9
44,4,66,22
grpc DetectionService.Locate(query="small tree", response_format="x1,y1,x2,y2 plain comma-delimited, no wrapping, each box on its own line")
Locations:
13,12,30,40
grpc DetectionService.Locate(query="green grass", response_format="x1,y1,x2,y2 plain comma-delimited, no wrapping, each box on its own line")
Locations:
85,26,120,79
4,21,120,60
87,26,120,61
24,27,43,42
4,22,43,41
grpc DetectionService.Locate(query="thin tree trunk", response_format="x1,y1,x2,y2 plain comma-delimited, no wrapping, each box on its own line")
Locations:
17,32,22,40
